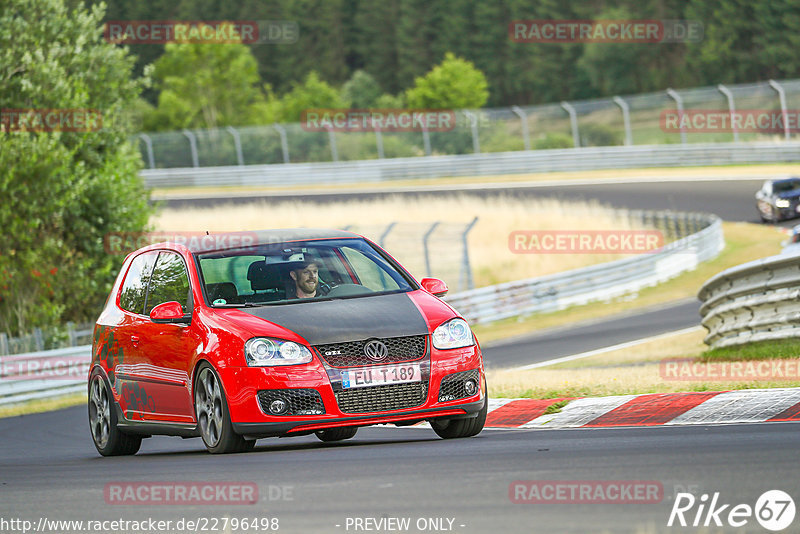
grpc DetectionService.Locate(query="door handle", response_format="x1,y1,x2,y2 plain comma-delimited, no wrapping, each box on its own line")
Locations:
131,335,140,346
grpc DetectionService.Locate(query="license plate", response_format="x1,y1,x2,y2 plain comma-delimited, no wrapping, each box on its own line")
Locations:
341,363,421,389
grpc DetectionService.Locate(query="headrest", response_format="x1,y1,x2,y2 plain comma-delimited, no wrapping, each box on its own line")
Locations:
247,261,283,291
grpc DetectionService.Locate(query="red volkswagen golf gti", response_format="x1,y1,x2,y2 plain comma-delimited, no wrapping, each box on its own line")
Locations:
89,229,487,455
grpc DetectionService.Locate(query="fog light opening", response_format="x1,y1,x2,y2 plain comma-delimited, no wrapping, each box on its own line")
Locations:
464,379,478,396
269,398,289,415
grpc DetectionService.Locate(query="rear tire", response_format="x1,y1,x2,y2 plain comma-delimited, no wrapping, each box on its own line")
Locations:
194,363,251,454
88,372,142,456
315,427,358,442
431,378,487,439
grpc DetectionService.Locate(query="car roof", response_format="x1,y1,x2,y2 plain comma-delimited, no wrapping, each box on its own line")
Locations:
186,228,362,253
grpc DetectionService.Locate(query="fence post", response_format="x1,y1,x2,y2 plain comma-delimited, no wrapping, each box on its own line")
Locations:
423,222,440,277
463,111,480,154
273,123,290,163
226,126,245,165
325,126,339,162
67,321,76,347
0,333,7,356
459,217,479,291
138,134,156,169
560,101,580,148
769,80,791,141
666,88,687,145
422,125,432,156
182,129,199,167
375,127,385,159
613,96,633,146
379,222,396,248
511,106,531,150
33,328,44,352
717,84,739,143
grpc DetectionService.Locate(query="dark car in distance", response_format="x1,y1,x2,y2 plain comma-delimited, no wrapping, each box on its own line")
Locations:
756,177,800,223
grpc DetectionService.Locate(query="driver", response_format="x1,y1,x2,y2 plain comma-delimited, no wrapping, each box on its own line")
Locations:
288,259,328,299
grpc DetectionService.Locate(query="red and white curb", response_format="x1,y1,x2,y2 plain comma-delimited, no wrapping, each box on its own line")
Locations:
484,388,800,429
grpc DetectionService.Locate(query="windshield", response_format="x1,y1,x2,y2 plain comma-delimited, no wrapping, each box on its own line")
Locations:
196,238,415,306
773,179,800,194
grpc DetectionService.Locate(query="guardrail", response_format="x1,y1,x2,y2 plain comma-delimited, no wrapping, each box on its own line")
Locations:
141,142,800,189
699,251,800,348
446,211,724,324
0,345,90,406
0,210,723,406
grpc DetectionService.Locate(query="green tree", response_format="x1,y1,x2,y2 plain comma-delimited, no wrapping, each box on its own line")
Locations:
145,28,276,131
0,0,153,335
405,52,489,109
279,71,348,122
342,70,383,108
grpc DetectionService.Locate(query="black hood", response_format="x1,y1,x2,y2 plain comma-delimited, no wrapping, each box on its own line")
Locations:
778,189,800,200
239,292,430,345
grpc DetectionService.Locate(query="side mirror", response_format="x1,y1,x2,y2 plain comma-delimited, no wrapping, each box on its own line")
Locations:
420,278,448,297
150,301,191,324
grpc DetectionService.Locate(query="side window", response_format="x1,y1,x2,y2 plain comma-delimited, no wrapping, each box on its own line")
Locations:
119,252,158,314
145,252,191,315
340,247,401,291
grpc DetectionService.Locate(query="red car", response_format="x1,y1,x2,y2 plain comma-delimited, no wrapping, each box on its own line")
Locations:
88,229,487,455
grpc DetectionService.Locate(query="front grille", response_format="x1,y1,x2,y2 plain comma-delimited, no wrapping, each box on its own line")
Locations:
438,369,480,402
315,335,427,368
336,382,428,414
257,389,325,416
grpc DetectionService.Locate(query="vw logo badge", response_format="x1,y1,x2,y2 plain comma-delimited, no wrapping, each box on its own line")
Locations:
363,340,388,361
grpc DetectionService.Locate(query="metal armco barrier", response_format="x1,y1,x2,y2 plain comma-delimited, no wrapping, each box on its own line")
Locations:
446,211,724,325
140,142,800,189
699,251,800,348
0,345,90,406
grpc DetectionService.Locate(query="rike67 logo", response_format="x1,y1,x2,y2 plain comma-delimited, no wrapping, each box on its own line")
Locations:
668,490,795,531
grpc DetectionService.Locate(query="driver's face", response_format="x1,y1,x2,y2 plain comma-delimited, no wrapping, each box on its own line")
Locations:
292,264,319,295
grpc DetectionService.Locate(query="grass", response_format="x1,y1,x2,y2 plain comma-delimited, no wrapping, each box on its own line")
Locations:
0,393,85,420
487,328,800,399
542,399,571,415
150,162,798,197
701,338,800,361
473,221,785,344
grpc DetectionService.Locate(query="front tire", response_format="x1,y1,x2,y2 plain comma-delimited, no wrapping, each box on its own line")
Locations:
194,364,252,454
88,372,142,456
431,379,487,439
315,427,358,442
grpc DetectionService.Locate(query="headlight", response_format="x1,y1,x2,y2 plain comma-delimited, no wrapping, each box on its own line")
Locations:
776,199,791,208
432,318,475,350
245,337,313,366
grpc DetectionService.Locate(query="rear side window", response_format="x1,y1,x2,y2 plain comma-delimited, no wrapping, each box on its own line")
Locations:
119,252,158,314
145,252,191,314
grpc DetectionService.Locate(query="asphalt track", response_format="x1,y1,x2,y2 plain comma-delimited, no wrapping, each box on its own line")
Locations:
162,178,772,224
1,406,799,533
481,298,700,369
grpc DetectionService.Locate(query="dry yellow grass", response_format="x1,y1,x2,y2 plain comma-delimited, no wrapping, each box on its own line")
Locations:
487,328,800,398
154,195,649,288
0,393,85,419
